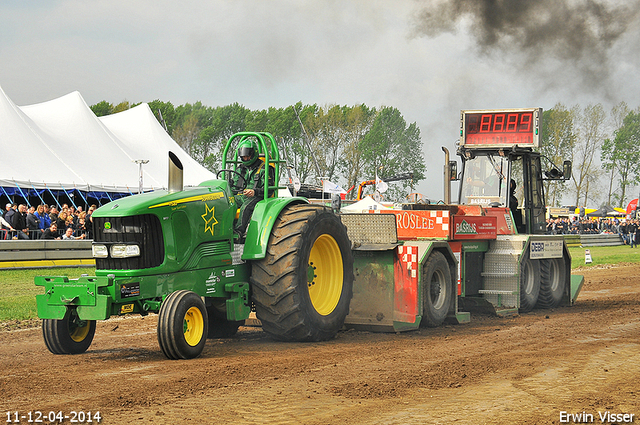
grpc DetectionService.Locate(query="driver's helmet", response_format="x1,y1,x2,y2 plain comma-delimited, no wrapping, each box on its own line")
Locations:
237,138,259,166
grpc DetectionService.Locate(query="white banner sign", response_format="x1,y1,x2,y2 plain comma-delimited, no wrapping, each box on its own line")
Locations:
529,239,564,259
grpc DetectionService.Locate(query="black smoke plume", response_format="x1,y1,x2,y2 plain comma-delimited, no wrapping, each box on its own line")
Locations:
411,0,640,92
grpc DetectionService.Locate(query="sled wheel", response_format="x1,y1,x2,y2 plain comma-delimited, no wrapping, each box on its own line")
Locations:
206,304,243,338
251,204,354,342
537,257,566,308
157,290,208,359
519,256,541,313
421,250,453,327
42,308,96,355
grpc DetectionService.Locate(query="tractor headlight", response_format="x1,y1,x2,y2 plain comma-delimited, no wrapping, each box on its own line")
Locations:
92,244,108,258
111,244,141,258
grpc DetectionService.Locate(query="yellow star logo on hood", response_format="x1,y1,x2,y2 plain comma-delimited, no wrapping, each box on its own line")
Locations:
201,204,218,235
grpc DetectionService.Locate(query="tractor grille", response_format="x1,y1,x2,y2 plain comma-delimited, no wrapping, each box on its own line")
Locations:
92,215,165,270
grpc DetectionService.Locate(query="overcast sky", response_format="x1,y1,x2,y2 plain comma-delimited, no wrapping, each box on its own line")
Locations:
2,0,640,203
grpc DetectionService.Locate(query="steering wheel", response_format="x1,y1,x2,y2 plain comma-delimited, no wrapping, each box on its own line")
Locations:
217,169,247,194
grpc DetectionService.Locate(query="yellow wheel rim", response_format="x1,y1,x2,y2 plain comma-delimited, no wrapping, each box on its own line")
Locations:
69,317,90,343
307,234,343,316
183,306,204,346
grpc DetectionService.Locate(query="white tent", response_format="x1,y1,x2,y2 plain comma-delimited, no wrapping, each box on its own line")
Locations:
99,103,214,189
0,86,215,204
0,86,85,190
341,196,391,213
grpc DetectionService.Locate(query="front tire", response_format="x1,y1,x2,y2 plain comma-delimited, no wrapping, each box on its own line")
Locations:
251,204,354,342
157,290,208,359
42,308,96,354
537,258,566,308
421,251,454,327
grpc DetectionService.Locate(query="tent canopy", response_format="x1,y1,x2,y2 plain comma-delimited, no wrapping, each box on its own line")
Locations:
341,196,391,213
0,86,215,204
585,205,626,218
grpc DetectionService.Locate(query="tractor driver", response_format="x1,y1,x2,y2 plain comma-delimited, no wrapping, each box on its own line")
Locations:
233,138,275,240
509,179,524,232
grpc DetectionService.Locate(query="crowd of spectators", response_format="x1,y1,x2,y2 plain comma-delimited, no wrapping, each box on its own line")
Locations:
0,202,96,241
545,216,640,247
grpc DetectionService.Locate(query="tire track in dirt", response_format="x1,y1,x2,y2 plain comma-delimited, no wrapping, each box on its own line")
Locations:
1,264,639,424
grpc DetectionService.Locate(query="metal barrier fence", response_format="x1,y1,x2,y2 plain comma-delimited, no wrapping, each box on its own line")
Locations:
564,234,624,247
0,232,626,270
0,239,94,269
0,228,86,240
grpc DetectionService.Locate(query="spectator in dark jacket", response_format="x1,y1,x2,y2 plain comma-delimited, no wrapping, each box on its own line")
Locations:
26,206,40,239
56,211,69,232
4,204,16,230
629,219,638,248
620,220,628,244
41,222,61,240
11,204,29,240
49,206,59,224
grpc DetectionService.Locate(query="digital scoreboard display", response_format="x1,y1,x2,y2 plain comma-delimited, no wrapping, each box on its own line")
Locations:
460,108,542,148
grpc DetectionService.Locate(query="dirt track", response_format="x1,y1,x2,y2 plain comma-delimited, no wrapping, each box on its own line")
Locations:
1,264,639,424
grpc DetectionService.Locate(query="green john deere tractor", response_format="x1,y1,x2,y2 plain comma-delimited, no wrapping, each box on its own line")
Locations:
36,132,354,359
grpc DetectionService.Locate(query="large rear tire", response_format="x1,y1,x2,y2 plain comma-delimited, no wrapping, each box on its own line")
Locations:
251,204,354,342
421,251,454,327
42,307,96,354
537,257,566,308
520,257,541,313
206,304,243,338
157,290,208,360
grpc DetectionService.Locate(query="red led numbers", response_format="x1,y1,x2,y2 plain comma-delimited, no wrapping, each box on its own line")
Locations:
518,113,531,132
462,110,537,147
480,114,492,132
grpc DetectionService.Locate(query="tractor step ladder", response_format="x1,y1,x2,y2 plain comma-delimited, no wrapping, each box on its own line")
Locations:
481,236,528,314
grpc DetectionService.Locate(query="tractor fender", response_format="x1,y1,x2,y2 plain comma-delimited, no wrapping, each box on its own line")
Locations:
399,241,458,282
408,241,458,284
422,242,459,322
241,196,309,260
394,241,459,329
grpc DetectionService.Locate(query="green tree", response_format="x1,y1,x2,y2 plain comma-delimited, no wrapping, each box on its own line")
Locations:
540,104,577,206
572,104,606,207
360,106,425,202
601,102,631,206
113,100,131,114
191,103,250,172
172,102,214,153
290,103,323,185
90,100,113,117
253,105,309,190
90,98,425,201
314,104,350,182
172,114,200,153
339,104,376,199
602,110,640,207
148,100,176,134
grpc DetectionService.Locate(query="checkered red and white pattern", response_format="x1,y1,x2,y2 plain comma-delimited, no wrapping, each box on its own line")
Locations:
397,245,418,278
430,210,449,231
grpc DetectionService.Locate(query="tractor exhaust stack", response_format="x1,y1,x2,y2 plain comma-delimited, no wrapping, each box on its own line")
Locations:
168,151,183,193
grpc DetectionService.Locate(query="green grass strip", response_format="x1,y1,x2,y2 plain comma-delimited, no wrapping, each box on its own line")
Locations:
0,267,95,322
568,245,640,269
